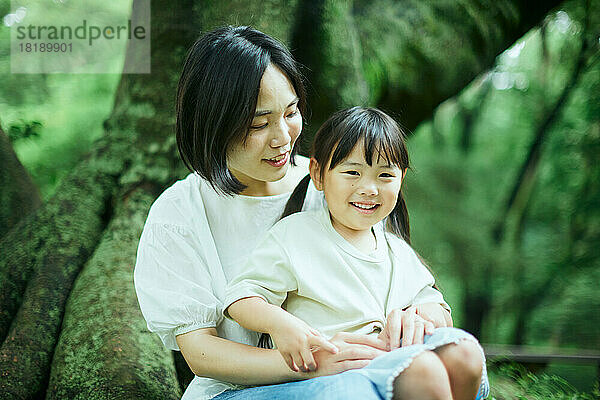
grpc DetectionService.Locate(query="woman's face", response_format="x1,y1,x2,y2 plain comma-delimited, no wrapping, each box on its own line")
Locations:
227,64,302,194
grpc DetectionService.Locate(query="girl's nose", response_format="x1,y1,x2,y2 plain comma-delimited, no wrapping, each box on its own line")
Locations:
358,180,378,196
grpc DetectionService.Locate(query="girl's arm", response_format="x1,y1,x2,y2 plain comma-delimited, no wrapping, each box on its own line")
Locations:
176,327,386,386
415,302,453,327
226,296,338,372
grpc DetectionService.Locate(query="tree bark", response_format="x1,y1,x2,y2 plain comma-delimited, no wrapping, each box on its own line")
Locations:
0,122,41,239
350,0,561,129
46,185,180,400
0,138,127,345
0,138,134,400
290,0,369,133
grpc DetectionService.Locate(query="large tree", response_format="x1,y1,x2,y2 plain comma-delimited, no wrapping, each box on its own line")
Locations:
0,0,564,398
0,122,41,239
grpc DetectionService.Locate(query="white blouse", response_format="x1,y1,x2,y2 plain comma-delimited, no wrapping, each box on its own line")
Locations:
134,172,324,399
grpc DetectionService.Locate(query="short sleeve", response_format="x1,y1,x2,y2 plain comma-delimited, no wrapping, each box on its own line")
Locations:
223,232,297,316
134,222,223,351
412,286,452,313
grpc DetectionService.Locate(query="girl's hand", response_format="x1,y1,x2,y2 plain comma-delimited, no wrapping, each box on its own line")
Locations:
378,306,435,350
414,302,453,328
269,313,338,372
305,332,388,378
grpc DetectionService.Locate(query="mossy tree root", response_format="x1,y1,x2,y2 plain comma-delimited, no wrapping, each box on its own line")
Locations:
0,138,130,344
46,184,181,400
0,122,42,239
0,140,135,399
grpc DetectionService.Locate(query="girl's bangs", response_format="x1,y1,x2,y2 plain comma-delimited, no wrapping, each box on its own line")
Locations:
329,112,406,169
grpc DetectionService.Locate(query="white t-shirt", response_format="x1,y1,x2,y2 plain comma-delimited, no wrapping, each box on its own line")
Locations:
224,205,449,339
134,172,324,399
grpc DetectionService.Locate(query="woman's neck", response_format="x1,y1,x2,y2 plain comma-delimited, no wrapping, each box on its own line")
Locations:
239,180,288,196
330,216,377,253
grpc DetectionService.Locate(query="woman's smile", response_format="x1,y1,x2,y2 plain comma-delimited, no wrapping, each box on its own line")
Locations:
264,151,290,167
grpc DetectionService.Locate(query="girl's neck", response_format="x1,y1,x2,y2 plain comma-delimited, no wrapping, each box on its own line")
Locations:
330,215,377,253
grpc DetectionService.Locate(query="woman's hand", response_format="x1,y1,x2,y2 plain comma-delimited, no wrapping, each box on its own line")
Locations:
378,306,435,350
414,302,453,328
270,313,338,373
304,332,388,378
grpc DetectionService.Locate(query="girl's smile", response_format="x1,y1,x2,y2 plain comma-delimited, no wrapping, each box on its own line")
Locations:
349,201,381,214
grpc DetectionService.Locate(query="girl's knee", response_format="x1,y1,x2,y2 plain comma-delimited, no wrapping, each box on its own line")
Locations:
393,351,452,400
437,339,484,381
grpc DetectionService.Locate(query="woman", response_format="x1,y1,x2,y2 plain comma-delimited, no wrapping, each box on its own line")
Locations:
134,26,464,400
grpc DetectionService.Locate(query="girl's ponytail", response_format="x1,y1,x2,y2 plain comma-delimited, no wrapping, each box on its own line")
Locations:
256,174,312,349
388,189,440,290
387,190,411,245
280,174,311,220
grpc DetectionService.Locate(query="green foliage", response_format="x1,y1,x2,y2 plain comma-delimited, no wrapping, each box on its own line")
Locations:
0,1,129,199
489,364,600,399
405,0,600,357
6,119,42,142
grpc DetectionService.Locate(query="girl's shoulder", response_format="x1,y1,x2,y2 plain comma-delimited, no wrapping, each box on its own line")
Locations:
268,206,324,238
383,230,417,257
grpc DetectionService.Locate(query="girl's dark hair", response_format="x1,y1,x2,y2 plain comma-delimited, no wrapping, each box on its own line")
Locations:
283,106,413,244
176,26,307,195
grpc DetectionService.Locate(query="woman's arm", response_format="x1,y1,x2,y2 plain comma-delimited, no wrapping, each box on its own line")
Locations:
176,327,387,386
176,327,298,385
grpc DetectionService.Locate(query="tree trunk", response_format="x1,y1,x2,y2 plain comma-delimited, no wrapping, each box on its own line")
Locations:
0,138,127,345
0,0,569,396
294,0,564,133
46,185,180,400
0,122,41,238
0,138,133,400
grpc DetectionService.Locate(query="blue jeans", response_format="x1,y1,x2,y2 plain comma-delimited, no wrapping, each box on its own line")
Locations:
214,328,489,400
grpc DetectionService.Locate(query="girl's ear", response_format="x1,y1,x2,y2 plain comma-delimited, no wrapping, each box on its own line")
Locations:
309,158,323,191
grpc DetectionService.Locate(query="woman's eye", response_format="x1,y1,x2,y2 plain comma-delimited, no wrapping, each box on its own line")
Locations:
343,171,360,176
380,173,395,178
286,110,299,118
250,123,268,130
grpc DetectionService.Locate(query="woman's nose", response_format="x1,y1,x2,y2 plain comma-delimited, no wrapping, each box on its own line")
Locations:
270,118,291,148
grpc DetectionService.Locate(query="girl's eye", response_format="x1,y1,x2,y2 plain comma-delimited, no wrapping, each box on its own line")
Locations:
380,173,395,178
286,110,299,118
343,171,360,176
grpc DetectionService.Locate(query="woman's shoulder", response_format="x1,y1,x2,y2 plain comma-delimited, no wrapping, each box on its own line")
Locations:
146,173,204,226
285,155,310,187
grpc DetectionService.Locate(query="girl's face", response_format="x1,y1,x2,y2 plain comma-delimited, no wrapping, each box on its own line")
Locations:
310,142,404,235
227,64,302,195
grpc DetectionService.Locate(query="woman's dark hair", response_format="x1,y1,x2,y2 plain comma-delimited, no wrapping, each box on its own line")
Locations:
176,26,307,195
283,107,413,244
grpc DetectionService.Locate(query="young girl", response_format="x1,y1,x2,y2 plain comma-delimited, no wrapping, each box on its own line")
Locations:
224,107,489,400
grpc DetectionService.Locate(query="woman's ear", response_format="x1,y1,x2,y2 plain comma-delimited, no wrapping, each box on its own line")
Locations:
309,158,323,191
